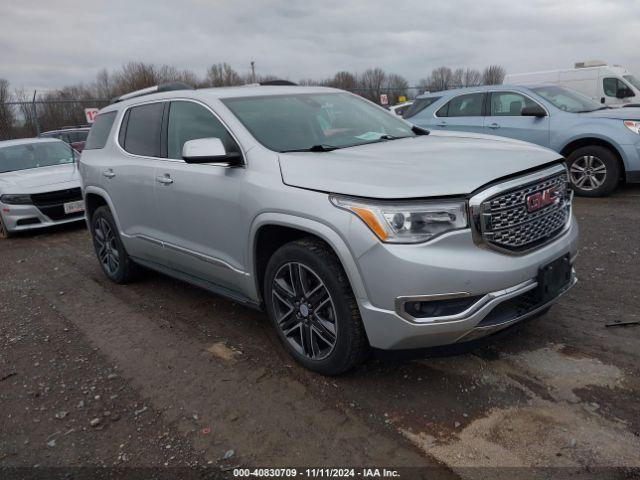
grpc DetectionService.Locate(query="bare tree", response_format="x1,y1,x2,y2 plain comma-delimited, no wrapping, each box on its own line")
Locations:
205,63,243,87
359,68,387,102
427,66,454,92
451,68,464,89
462,68,482,87
328,71,358,91
482,65,506,85
0,79,15,139
386,73,409,103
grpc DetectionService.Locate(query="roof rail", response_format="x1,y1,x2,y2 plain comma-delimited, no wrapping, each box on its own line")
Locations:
111,82,194,104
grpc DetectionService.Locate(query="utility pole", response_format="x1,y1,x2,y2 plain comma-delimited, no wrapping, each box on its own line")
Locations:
250,61,256,83
32,90,41,136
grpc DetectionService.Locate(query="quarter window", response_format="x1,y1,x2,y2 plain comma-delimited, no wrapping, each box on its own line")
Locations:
121,103,164,157
85,112,117,150
167,101,239,160
437,93,485,117
490,92,541,116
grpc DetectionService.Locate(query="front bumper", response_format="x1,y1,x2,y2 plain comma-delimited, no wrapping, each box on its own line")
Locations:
0,202,85,233
355,216,579,350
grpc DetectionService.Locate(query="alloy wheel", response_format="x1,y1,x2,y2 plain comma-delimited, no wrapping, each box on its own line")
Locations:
94,217,120,276
271,262,338,360
570,155,607,191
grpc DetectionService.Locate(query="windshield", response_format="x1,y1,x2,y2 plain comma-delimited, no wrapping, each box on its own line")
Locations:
532,85,604,113
623,75,640,91
222,92,416,152
0,142,76,174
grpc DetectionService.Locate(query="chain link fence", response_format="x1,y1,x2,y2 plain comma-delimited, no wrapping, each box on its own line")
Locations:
0,98,109,141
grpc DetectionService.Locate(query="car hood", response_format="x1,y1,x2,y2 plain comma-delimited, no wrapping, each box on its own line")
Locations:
278,131,562,199
580,107,640,120
0,163,81,194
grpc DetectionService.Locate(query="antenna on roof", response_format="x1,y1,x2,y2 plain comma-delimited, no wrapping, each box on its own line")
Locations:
111,82,194,104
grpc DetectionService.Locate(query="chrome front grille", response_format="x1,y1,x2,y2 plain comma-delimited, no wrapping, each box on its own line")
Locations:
471,166,572,253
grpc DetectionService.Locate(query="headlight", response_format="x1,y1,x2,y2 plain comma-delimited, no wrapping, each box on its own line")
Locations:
330,195,468,243
624,120,640,134
0,194,32,205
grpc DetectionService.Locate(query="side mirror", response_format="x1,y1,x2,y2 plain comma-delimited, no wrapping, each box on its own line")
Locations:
182,138,241,165
521,105,547,117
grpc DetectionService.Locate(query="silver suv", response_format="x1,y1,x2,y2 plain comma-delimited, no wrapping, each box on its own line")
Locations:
79,83,579,375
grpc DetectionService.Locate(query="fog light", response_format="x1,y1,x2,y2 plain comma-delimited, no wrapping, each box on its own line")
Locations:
404,295,484,319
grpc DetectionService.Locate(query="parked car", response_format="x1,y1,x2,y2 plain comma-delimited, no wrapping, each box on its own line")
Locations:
80,84,578,375
388,101,413,117
0,138,84,238
406,84,640,196
504,61,640,107
40,126,91,152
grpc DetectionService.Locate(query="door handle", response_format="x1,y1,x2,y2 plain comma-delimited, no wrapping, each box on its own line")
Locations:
156,174,174,185
436,121,447,127
102,169,115,179
488,123,500,129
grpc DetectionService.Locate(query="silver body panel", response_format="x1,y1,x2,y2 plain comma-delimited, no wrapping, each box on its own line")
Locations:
80,86,579,350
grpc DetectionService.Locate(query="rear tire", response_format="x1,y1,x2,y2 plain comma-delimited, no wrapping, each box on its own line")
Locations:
566,146,620,197
0,215,12,239
264,238,369,375
90,206,138,283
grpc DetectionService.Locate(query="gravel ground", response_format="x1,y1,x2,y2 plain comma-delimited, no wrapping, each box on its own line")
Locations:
1,186,639,479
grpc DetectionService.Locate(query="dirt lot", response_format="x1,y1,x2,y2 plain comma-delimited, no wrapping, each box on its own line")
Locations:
1,187,639,479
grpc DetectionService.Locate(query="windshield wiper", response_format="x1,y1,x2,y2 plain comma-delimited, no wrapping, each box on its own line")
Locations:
280,144,340,153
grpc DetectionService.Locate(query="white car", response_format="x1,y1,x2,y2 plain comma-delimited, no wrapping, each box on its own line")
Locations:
388,101,413,117
0,138,84,238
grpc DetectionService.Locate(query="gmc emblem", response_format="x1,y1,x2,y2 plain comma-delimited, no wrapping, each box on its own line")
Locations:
526,186,560,212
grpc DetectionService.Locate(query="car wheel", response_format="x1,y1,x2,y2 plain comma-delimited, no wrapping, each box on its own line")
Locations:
264,238,369,375
0,214,12,239
90,206,138,283
567,146,620,197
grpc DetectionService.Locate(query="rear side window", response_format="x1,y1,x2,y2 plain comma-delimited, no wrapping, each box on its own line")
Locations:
437,93,485,117
402,97,441,119
85,112,117,150
121,103,164,157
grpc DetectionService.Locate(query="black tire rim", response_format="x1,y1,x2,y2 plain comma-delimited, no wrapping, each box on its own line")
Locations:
271,262,338,360
570,155,607,191
94,217,120,276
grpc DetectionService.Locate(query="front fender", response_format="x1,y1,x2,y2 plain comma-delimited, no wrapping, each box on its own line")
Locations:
246,212,368,304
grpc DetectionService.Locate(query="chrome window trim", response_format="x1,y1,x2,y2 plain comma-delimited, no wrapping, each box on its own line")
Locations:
468,163,572,256
113,97,247,167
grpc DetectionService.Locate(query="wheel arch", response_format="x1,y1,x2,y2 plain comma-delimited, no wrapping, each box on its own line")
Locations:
83,186,124,233
560,137,626,179
248,213,368,306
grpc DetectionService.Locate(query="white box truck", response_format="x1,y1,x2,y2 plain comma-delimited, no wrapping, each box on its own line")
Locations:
504,61,640,107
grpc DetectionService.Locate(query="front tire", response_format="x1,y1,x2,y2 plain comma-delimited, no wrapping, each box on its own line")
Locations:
264,238,369,375
567,146,620,197
90,206,138,283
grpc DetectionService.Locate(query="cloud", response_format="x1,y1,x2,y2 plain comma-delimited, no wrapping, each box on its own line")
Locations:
1,0,638,91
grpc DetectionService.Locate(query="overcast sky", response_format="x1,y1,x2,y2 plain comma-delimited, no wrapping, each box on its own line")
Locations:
1,0,639,92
